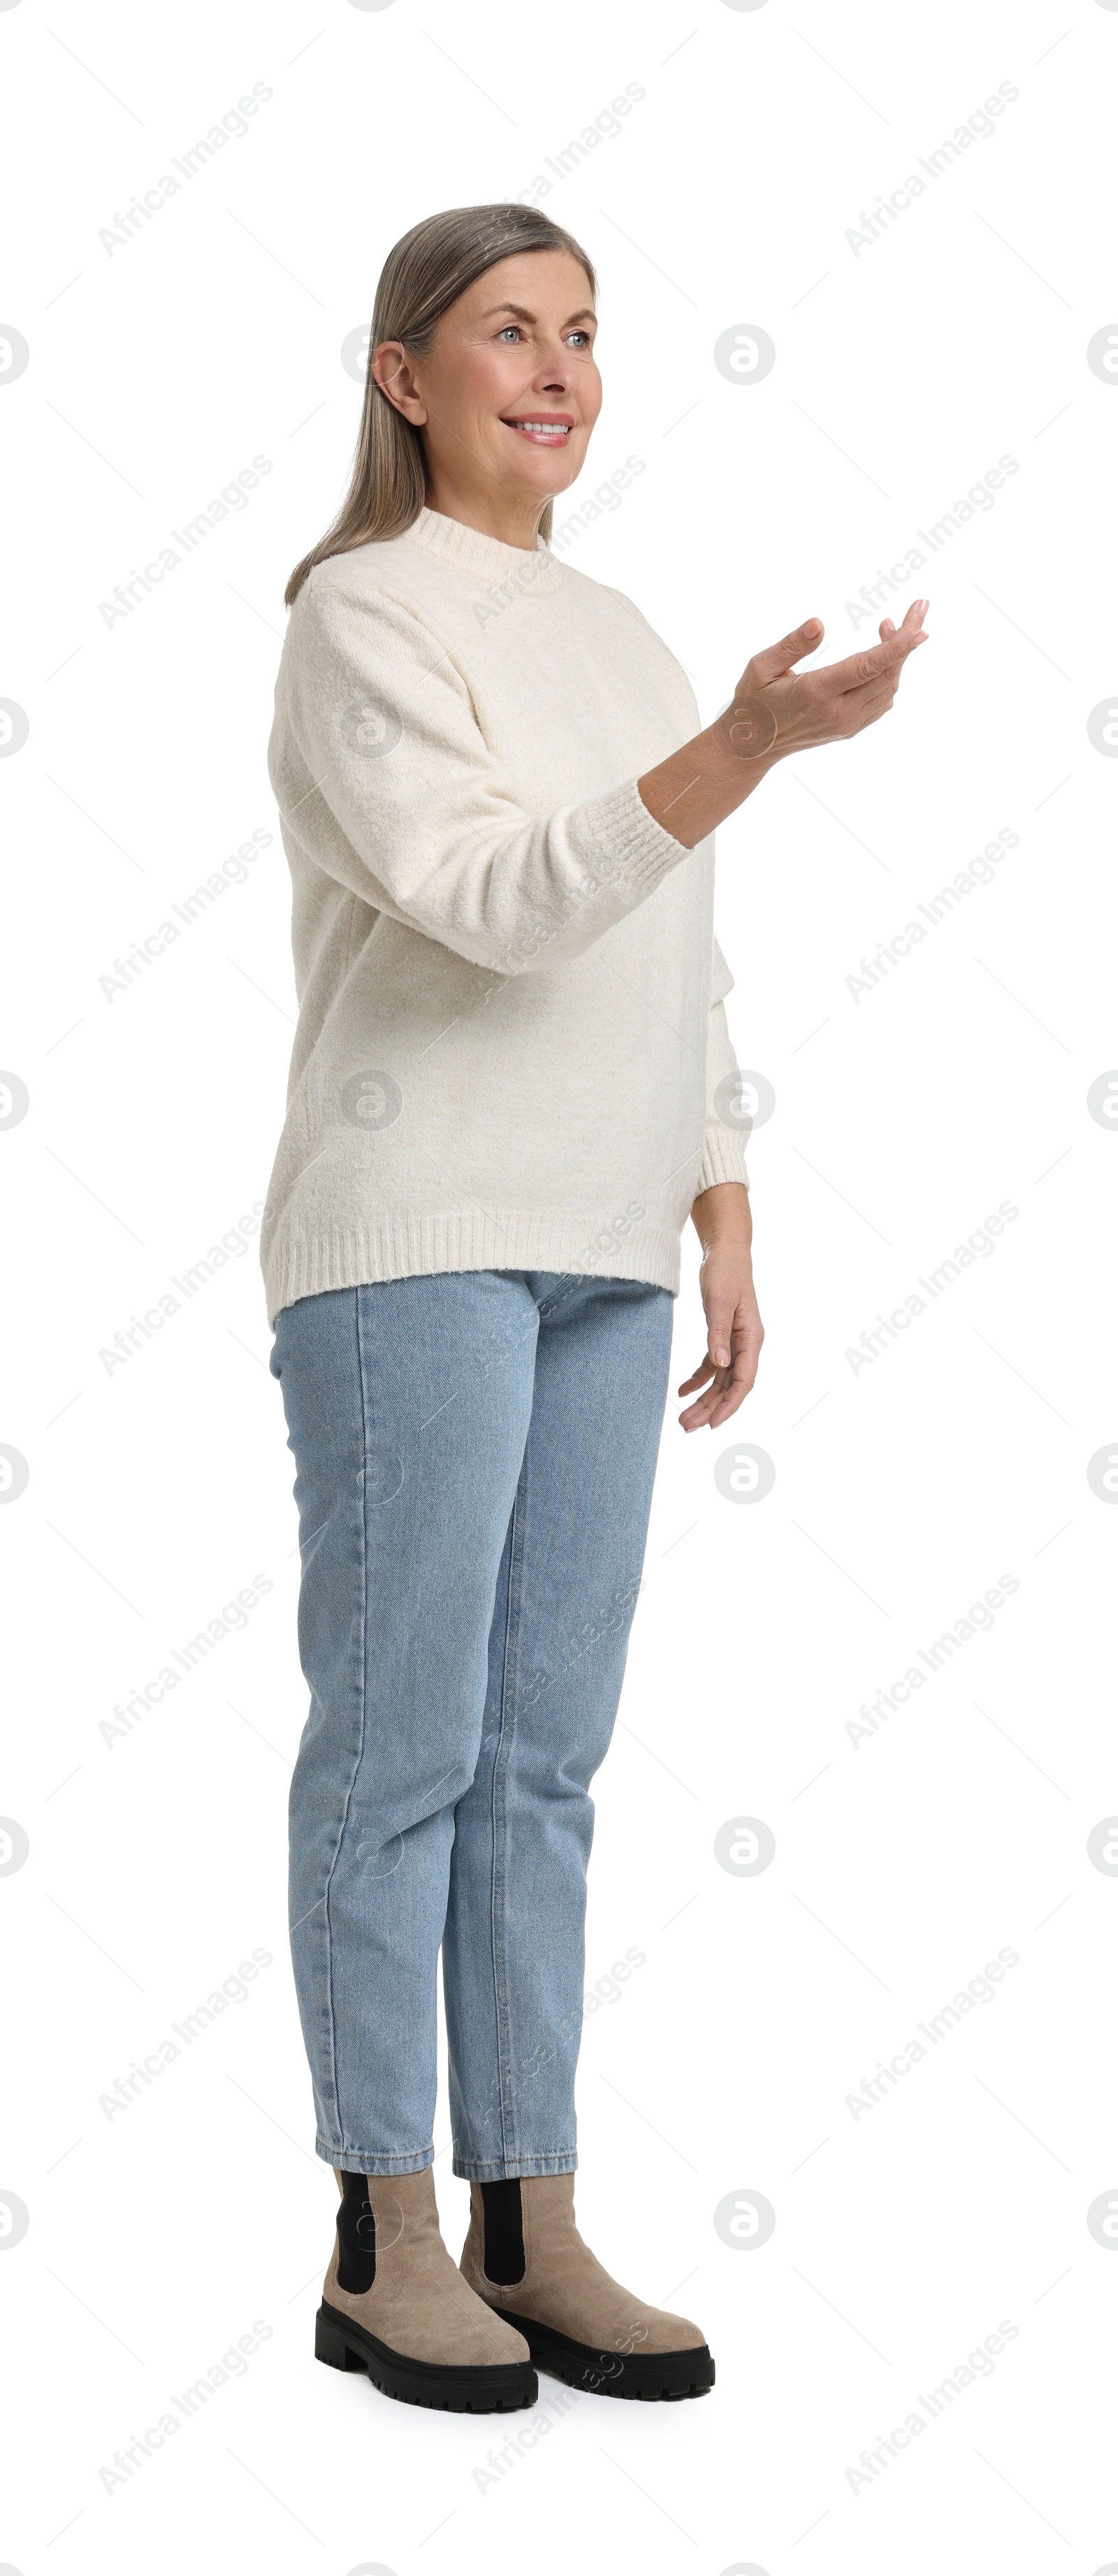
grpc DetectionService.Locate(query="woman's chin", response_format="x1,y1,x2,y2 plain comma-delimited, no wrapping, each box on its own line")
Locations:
493,430,583,501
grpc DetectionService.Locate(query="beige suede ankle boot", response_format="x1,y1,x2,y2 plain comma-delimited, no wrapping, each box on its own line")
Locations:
460,2174,714,2401
315,2168,536,2413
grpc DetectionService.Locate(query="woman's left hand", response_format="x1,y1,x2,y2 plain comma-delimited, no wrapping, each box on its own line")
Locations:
678,1183,764,1431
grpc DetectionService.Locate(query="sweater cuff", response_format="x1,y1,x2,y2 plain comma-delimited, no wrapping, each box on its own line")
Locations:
582,773,697,900
694,1128,750,1195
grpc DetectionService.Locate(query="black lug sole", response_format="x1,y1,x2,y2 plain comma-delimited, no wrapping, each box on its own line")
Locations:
489,2304,715,2401
314,2300,537,2414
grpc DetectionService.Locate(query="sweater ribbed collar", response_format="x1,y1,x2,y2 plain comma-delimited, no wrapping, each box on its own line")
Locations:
404,504,552,583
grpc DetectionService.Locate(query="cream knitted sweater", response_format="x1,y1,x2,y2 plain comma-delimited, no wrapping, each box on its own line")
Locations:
260,505,748,1327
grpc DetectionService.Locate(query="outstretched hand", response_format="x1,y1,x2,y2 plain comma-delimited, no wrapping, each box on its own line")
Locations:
725,597,929,759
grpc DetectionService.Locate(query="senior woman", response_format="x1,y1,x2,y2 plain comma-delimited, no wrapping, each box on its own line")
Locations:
262,201,927,2416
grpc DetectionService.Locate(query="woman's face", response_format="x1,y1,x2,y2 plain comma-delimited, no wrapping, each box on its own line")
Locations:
375,249,602,527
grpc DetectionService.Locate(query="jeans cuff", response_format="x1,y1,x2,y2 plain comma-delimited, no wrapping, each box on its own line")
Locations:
451,2151,578,2181
317,2138,434,2175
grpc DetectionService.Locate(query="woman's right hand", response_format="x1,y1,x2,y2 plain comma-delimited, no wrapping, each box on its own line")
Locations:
726,597,929,760
637,599,930,848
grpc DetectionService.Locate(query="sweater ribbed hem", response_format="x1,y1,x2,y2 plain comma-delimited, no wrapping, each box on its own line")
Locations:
695,1130,751,1193
264,1209,683,1327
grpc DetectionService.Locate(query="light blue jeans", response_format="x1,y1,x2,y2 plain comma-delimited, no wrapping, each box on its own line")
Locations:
269,1269,673,2179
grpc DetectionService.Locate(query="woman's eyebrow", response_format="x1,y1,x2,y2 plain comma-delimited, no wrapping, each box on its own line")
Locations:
478,301,597,328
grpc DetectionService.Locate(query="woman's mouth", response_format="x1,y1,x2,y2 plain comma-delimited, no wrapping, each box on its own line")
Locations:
500,417,573,444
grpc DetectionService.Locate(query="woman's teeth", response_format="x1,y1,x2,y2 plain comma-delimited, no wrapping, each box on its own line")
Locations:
504,421,571,442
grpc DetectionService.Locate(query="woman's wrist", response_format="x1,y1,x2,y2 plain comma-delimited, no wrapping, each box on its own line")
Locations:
690,1180,752,1251
637,718,779,850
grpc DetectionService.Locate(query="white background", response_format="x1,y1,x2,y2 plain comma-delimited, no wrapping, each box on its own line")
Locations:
2,1,1116,2568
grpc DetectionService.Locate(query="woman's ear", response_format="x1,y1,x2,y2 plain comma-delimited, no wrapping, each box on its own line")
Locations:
371,340,427,424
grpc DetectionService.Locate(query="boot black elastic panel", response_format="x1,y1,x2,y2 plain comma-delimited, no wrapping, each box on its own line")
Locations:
336,2170,376,2293
479,2178,525,2285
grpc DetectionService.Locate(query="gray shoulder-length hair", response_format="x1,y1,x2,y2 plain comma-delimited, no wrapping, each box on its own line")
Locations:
284,203,597,606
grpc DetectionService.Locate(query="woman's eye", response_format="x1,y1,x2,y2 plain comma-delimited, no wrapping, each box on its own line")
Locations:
497,326,522,342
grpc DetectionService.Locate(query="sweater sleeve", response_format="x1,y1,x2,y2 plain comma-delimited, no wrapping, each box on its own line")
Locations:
271,576,693,977
695,937,750,1193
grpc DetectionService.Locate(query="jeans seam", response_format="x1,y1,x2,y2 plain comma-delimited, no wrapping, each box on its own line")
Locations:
489,1456,528,2171
319,1289,371,2157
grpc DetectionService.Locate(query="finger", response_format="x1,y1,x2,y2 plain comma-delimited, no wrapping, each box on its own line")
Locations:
677,1356,716,1397
826,627,927,697
847,681,899,732
681,1344,755,1431
721,1328,762,1404
843,671,897,715
704,1291,737,1374
704,1374,752,1428
860,691,896,726
881,597,928,638
746,616,824,689
879,616,896,641
678,1371,729,1429
866,647,923,706
681,1315,762,1425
